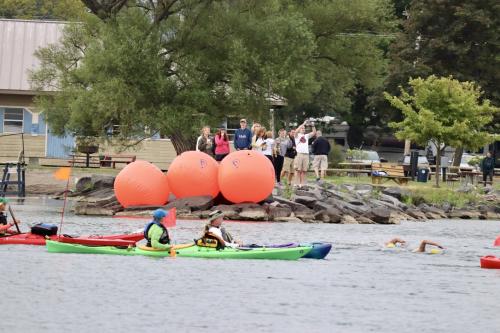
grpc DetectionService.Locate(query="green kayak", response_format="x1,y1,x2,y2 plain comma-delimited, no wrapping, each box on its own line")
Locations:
45,240,312,260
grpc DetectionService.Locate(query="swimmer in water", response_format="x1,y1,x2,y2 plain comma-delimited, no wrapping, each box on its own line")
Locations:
385,238,444,253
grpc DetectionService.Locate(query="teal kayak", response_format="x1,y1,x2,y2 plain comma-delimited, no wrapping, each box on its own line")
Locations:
46,240,312,260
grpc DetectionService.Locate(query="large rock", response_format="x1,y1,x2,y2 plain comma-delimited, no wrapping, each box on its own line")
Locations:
273,216,304,223
292,206,315,222
325,207,342,223
73,203,116,216
165,196,214,211
421,205,447,218
292,195,317,209
406,209,427,220
92,175,115,189
267,204,292,220
370,207,392,224
357,216,376,224
273,196,309,210
75,176,93,193
448,209,482,219
212,204,240,220
341,215,358,224
238,206,268,221
381,187,409,201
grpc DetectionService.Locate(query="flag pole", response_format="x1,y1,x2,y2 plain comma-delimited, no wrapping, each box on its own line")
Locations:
58,168,72,237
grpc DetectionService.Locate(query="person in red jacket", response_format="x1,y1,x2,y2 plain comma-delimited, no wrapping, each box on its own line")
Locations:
214,128,230,161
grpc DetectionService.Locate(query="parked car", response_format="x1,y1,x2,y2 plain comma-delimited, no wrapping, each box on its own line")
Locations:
351,150,387,164
402,155,430,168
457,153,480,169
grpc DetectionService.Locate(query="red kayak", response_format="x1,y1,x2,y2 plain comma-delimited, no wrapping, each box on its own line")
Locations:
0,232,143,246
480,255,500,269
494,236,500,247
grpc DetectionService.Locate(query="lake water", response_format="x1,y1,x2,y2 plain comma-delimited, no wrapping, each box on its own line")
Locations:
0,198,499,333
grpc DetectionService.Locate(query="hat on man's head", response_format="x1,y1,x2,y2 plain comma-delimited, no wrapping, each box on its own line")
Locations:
153,209,168,219
240,118,247,123
208,210,224,222
0,197,9,204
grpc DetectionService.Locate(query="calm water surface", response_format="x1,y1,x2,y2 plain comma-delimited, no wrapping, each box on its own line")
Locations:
0,198,499,333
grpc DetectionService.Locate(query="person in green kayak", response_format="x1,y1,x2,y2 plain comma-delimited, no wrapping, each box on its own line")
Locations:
198,210,240,249
144,209,171,250
385,237,444,253
0,198,20,236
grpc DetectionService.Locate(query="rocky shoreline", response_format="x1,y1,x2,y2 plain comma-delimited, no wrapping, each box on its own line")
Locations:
52,175,500,224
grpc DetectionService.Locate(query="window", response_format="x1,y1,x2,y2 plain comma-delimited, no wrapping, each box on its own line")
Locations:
3,108,24,133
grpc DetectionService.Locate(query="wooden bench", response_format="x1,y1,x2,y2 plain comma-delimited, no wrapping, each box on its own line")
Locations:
99,155,136,168
371,163,410,185
67,154,101,168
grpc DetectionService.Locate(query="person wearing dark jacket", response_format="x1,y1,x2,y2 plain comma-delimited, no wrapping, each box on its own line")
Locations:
234,119,252,150
481,152,495,185
311,131,331,181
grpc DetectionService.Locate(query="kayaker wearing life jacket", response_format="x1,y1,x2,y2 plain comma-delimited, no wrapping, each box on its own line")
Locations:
144,209,171,250
197,210,240,249
0,198,19,236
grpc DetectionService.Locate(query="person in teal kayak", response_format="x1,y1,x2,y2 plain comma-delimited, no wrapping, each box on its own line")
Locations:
144,209,171,250
0,198,20,236
385,237,444,253
198,210,240,249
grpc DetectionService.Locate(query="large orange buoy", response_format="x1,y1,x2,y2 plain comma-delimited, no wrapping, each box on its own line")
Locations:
167,151,219,198
114,160,170,208
218,150,275,203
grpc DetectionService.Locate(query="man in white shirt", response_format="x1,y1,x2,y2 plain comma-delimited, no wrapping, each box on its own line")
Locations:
294,120,316,186
204,210,240,248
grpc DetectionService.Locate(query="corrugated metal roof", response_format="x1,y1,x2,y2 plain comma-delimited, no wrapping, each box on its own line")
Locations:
0,19,65,92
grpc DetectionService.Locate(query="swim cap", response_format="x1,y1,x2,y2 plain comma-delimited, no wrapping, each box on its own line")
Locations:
430,248,442,255
386,243,395,248
0,197,9,204
153,209,168,219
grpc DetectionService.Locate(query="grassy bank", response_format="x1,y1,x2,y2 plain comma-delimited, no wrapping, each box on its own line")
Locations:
319,175,498,209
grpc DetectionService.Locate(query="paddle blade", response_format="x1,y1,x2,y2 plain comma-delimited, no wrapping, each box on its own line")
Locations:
54,167,71,181
162,208,176,228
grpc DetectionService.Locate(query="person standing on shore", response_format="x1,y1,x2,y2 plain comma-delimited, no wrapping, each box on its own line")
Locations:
196,126,214,157
254,127,267,154
274,129,287,184
262,130,275,165
311,131,331,181
294,121,316,187
481,151,495,185
251,122,262,150
214,128,230,161
234,119,252,150
282,129,296,185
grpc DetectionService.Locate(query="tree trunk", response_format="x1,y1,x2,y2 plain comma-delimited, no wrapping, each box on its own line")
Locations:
435,142,441,188
169,130,196,155
452,147,463,167
404,139,411,156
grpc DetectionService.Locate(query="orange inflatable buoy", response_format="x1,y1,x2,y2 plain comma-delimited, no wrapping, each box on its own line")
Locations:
114,160,170,208
218,150,274,203
167,151,219,198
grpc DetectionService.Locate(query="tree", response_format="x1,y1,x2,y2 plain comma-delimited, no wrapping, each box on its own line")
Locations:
0,0,86,20
32,1,318,153
385,75,499,187
32,0,397,153
388,0,500,121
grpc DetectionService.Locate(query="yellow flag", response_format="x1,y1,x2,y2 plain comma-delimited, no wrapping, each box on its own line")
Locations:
54,167,72,180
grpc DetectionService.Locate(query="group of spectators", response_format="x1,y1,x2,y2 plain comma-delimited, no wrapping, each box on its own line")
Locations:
196,118,331,186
